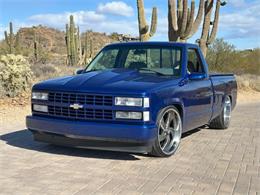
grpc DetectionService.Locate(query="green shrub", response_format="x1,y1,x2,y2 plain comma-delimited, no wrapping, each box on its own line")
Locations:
0,54,33,97
31,63,57,78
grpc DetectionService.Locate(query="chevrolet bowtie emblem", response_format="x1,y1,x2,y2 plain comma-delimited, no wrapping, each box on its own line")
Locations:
70,103,83,110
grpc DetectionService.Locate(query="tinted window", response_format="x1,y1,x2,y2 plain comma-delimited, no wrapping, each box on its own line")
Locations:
187,49,204,74
87,46,182,76
87,49,119,70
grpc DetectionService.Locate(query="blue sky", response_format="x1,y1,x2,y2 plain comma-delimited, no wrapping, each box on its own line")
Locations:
0,0,259,49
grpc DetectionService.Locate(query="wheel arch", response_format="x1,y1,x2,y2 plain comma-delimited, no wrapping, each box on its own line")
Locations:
155,101,185,125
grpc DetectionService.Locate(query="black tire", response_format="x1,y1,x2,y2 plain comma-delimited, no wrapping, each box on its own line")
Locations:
149,106,182,157
209,96,232,129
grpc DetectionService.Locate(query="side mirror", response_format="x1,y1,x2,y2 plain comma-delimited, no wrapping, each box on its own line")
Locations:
188,73,207,80
74,69,84,75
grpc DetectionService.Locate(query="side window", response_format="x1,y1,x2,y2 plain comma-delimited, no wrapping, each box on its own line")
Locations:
187,49,204,74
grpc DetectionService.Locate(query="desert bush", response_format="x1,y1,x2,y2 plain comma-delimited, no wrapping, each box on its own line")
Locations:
31,63,57,78
0,54,33,97
207,39,260,75
0,82,5,98
31,62,76,82
236,74,260,92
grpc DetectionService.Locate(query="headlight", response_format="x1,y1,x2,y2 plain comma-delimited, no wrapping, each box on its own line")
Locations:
32,92,48,100
115,97,149,107
116,111,142,120
33,104,48,112
115,111,150,121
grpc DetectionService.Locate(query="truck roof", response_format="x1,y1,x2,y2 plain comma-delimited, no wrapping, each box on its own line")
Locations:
106,41,198,48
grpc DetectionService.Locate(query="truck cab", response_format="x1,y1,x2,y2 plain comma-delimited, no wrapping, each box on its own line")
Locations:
26,42,237,157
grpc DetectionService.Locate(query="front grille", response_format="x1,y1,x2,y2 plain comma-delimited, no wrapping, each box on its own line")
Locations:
48,92,113,106
48,106,113,120
33,92,114,121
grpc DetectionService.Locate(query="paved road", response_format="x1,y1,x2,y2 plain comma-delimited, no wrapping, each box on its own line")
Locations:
0,102,259,195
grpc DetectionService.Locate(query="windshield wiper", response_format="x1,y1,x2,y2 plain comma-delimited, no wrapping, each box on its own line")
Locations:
138,68,167,76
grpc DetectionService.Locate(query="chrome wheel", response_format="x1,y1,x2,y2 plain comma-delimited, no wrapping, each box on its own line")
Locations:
158,108,182,155
223,96,231,126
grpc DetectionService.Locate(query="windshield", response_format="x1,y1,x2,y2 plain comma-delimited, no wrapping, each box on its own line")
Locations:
86,46,182,76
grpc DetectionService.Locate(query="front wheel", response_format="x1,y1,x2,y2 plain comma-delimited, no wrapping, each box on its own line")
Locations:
209,96,232,129
149,106,182,157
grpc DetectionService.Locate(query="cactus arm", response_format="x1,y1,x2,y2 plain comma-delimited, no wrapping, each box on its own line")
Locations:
137,0,148,40
168,0,178,31
168,0,179,41
177,0,183,21
69,15,76,65
200,0,213,41
189,0,204,38
180,0,188,36
149,7,157,37
187,8,191,23
4,22,16,54
15,32,20,53
4,31,9,45
9,22,14,46
74,26,79,62
199,0,214,56
207,0,220,44
33,29,38,61
65,24,71,56
137,0,157,41
182,0,195,39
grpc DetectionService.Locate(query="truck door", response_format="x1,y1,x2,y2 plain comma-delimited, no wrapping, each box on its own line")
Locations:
182,48,213,130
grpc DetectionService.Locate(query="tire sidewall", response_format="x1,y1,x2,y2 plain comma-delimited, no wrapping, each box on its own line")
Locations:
152,105,182,157
222,96,232,129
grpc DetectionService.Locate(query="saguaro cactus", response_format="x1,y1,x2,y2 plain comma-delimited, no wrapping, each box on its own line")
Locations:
137,0,157,41
4,22,20,54
65,24,72,65
69,15,77,65
33,29,39,61
65,15,83,66
199,0,226,56
168,0,204,42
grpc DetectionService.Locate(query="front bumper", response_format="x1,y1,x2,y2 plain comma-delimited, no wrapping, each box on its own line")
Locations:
26,115,157,153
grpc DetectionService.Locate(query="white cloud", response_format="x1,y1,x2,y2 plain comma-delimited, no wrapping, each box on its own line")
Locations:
219,1,260,42
97,1,134,17
228,0,245,7
1,0,259,49
28,11,105,29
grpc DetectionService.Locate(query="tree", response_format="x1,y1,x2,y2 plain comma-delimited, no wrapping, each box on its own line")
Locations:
206,38,235,72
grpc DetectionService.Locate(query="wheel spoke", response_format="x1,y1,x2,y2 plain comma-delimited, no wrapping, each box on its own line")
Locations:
162,135,170,150
160,119,167,131
173,114,179,130
157,108,182,155
159,132,167,142
166,112,173,129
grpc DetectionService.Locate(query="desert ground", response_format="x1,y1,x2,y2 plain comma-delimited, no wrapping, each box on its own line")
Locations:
0,91,259,194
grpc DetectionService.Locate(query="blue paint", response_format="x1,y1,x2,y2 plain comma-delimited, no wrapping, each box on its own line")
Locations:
27,42,237,152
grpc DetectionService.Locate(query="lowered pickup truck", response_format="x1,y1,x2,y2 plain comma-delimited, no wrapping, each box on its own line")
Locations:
26,42,237,157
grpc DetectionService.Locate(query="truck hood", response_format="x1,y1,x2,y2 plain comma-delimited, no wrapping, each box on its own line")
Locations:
33,69,179,95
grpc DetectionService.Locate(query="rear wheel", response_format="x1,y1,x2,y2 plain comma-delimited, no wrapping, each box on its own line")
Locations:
149,106,182,157
209,96,232,129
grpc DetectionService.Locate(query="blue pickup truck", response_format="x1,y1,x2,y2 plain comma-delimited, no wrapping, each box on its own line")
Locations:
26,42,237,157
